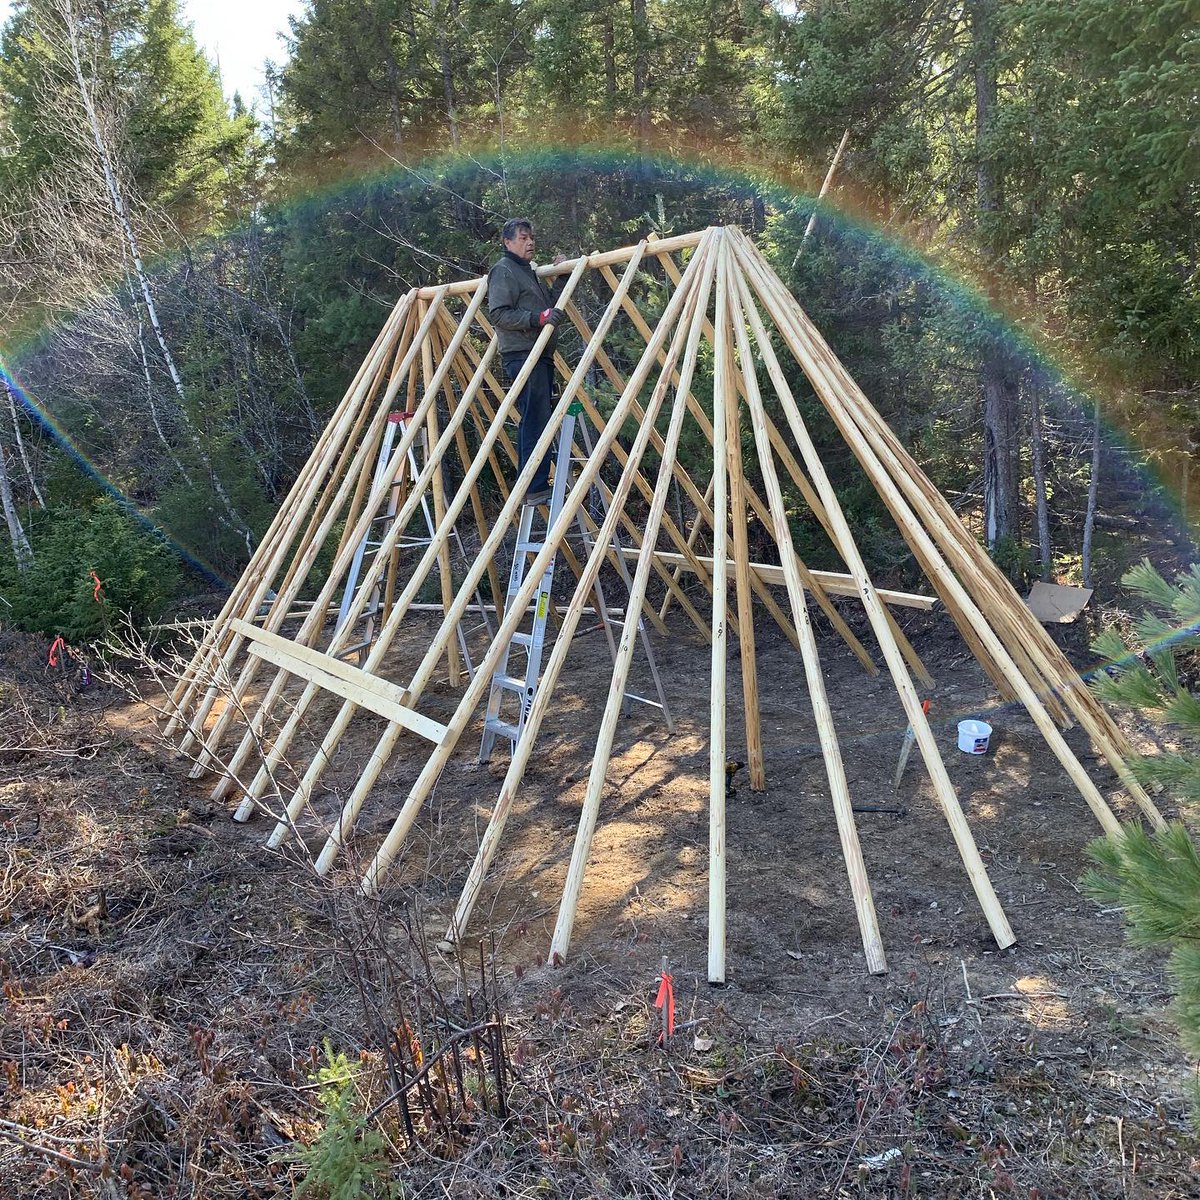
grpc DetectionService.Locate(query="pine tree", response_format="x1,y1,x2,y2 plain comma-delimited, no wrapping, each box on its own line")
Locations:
1086,559,1200,1066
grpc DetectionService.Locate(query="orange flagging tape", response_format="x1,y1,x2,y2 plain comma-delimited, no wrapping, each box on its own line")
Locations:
90,570,104,602
654,971,675,1042
48,636,66,668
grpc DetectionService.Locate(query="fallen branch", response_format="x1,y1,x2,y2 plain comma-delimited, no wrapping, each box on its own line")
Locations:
0,1119,107,1173
969,991,1069,1004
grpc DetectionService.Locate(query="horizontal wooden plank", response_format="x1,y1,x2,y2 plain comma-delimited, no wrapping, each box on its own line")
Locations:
617,549,938,610
416,231,706,299
230,619,447,743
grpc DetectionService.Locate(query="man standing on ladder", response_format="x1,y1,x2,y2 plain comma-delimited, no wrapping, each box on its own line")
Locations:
488,218,567,507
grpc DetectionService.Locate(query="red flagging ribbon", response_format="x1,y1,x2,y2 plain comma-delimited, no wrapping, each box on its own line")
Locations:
48,636,66,668
654,971,676,1042
89,570,104,602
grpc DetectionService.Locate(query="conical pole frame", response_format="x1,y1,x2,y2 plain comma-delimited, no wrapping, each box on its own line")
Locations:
163,225,1158,983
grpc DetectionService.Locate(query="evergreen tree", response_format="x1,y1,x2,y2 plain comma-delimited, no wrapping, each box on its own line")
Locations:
124,0,259,227
1086,559,1200,1065
0,0,257,229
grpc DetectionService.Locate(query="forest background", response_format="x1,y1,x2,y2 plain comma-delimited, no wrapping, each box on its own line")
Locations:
0,0,1196,636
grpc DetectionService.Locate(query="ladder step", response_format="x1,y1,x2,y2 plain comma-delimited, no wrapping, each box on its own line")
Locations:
484,717,521,741
515,540,545,554
509,631,534,649
492,674,528,694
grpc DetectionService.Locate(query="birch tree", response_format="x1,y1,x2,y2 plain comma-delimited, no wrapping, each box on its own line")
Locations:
0,438,32,569
0,0,260,556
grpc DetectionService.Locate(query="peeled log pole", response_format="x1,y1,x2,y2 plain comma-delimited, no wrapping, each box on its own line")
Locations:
360,239,710,897
212,287,468,795
741,235,1155,822
727,253,887,975
419,305,462,685
165,292,414,735
724,320,766,793
596,261,877,674
549,243,717,964
734,231,1123,844
451,243,719,949
707,238,733,984
225,287,487,816
729,232,1019,948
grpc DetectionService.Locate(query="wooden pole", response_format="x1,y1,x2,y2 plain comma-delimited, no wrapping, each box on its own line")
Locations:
707,233,733,984
430,314,505,614
358,238,712,897
451,250,718,947
206,304,427,782
726,246,888,974
173,303,415,758
723,298,766,793
615,550,938,610
727,233,1020,946
733,230,1124,844
473,310,684,633
258,334,505,840
164,290,416,729
562,300,808,654
295,251,642,863
184,307,426,772
745,239,1063,705
420,302,462,686
758,414,934,688
823,353,1160,822
330,302,421,572
554,305,722,641
547,239,718,965
223,285,487,814
413,230,706,299
610,257,879,675
745,231,1120,740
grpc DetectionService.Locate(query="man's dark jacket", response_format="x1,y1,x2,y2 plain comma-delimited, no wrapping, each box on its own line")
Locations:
487,250,563,357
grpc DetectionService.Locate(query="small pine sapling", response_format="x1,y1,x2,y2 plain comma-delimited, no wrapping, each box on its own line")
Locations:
293,1042,398,1200
1085,559,1200,1077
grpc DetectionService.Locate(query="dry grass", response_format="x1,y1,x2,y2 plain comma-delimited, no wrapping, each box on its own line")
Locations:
0,627,1198,1199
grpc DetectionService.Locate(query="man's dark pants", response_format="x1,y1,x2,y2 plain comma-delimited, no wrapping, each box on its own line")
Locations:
502,352,555,494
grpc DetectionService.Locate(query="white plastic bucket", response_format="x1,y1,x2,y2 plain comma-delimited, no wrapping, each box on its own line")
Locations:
957,719,992,754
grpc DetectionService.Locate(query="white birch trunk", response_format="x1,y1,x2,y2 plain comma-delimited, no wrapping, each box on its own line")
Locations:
0,440,33,570
60,0,255,553
3,380,45,509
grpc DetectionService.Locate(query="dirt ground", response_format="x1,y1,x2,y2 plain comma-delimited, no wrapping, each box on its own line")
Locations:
2,595,1200,1199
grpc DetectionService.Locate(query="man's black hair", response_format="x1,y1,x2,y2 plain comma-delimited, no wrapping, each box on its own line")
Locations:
501,218,533,243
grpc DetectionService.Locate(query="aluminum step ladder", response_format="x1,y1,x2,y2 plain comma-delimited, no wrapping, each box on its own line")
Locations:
479,401,673,762
570,413,674,727
336,409,493,669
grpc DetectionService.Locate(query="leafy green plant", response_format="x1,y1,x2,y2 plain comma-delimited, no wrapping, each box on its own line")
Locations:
293,1043,398,1200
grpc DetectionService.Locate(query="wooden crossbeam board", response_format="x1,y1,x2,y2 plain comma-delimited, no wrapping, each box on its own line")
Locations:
617,548,938,610
230,619,447,744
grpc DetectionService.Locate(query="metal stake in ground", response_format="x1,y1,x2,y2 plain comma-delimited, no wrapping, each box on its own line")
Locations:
894,699,932,791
